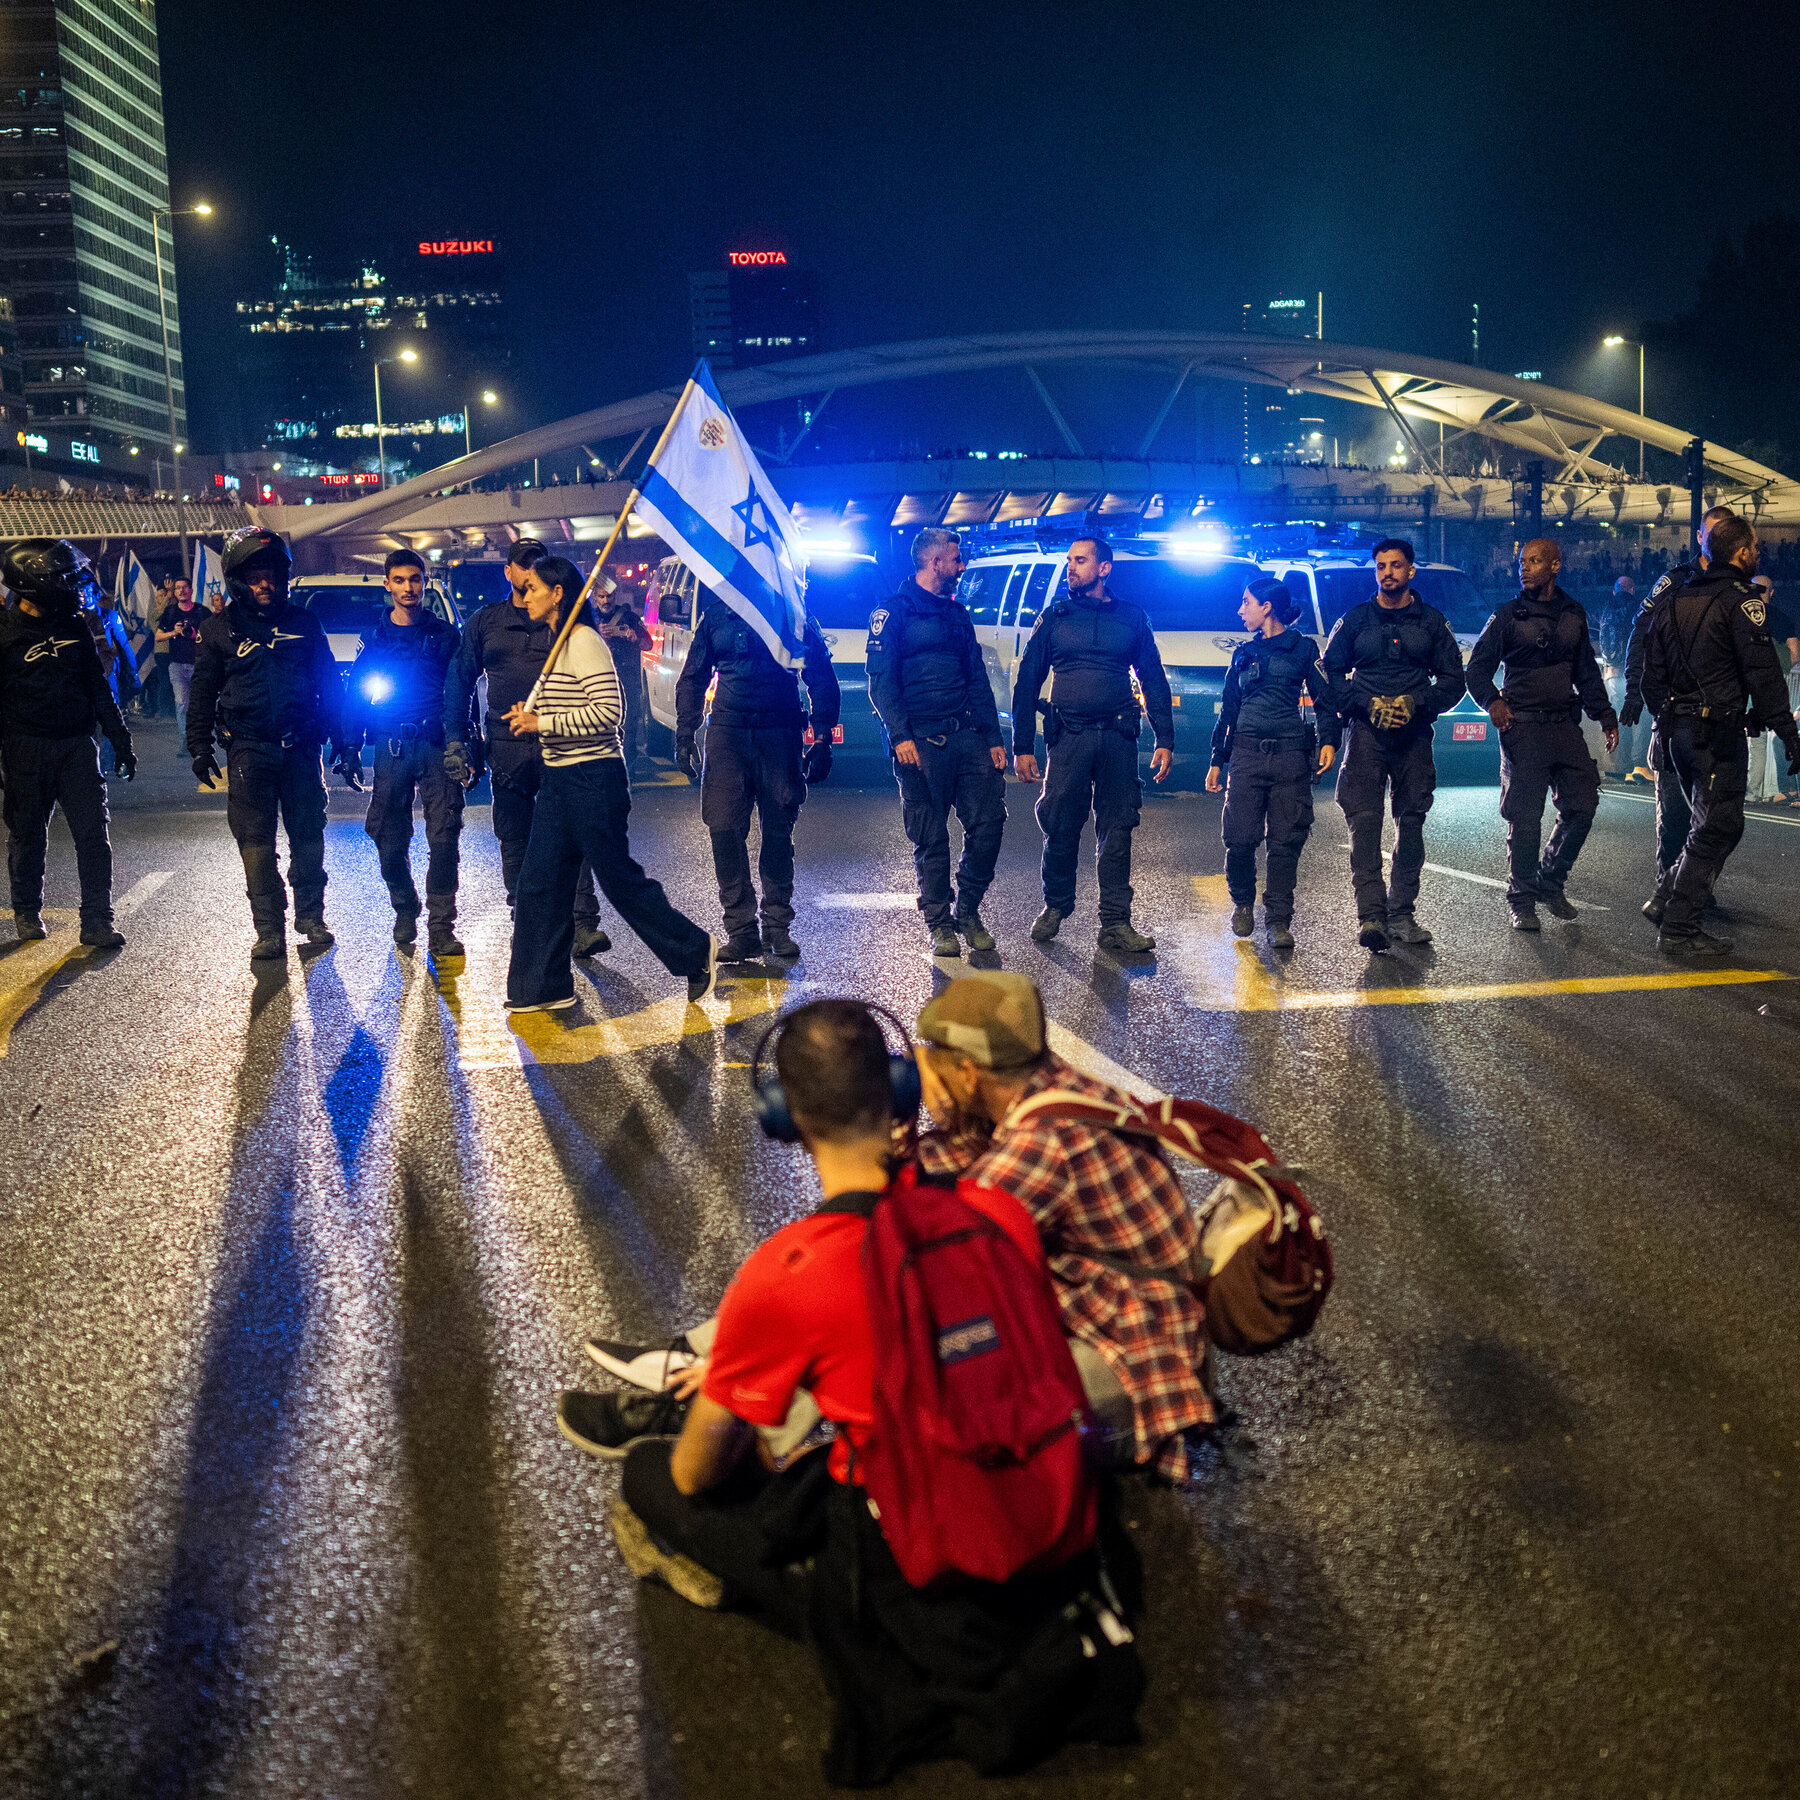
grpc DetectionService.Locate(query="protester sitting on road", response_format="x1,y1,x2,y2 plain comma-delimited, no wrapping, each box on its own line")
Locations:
558,998,1143,1786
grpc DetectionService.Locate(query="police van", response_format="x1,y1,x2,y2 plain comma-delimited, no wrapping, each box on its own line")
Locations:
290,572,462,678
954,539,1266,785
1257,554,1501,781
642,549,889,770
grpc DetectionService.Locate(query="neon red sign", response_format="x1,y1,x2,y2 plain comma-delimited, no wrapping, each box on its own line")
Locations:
728,251,787,266
419,239,493,255
317,472,383,487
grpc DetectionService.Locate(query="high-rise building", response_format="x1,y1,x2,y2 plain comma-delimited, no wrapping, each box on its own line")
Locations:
0,0,185,476
687,252,821,370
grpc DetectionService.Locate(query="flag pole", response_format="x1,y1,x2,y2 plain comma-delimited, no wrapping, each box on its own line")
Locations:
536,378,697,678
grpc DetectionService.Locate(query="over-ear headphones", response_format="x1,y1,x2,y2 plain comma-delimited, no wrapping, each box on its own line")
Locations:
750,1001,923,1144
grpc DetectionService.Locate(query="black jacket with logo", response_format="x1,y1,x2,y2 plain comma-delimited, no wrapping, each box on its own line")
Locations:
1210,627,1332,764
1012,586,1174,754
0,604,129,747
674,594,840,737
865,579,1001,750
1642,569,1798,749
1623,560,1697,717
440,597,559,747
1319,592,1466,747
1465,586,1615,723
186,598,343,754
346,610,468,745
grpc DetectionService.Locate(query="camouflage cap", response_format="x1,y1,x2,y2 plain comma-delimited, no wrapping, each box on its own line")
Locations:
915,972,1046,1071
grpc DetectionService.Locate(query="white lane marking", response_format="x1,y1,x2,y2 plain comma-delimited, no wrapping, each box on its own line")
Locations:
816,892,919,909
1604,786,1800,830
114,870,173,916
1421,862,1609,910
1044,1020,1167,1101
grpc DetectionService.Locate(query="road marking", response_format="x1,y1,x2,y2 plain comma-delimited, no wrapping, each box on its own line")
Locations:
0,910,81,1056
1045,1020,1166,1099
115,870,173,915
1420,862,1608,909
506,975,788,1064
816,892,919,909
1605,786,1800,830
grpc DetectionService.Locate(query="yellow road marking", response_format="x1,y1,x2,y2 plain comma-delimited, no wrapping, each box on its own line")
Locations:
507,974,788,1064
0,911,83,1056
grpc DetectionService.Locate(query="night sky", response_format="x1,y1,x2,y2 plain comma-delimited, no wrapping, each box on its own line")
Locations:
157,0,1799,461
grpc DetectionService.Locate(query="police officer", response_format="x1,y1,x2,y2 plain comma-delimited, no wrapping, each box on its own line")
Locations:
442,539,609,957
1014,536,1172,955
0,539,135,947
187,527,348,960
1620,505,1735,920
1641,513,1799,954
1321,537,1466,951
674,589,839,962
346,549,473,958
1466,539,1618,931
1205,577,1335,949
866,526,1007,957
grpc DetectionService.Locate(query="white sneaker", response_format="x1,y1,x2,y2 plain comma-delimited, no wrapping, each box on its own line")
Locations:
505,994,577,1014
583,1333,701,1391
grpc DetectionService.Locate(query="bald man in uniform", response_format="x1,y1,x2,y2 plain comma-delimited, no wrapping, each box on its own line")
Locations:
1465,539,1618,929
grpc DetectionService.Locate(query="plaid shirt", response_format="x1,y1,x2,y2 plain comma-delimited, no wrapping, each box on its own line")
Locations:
918,1055,1211,1478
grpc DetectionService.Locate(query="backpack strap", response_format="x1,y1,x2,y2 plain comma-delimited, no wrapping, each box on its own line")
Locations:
816,1188,883,1219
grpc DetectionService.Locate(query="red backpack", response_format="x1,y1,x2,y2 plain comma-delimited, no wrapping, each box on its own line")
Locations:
848,1168,1097,1590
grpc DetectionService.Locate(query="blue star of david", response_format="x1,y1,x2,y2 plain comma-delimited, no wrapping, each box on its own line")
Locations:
732,482,779,555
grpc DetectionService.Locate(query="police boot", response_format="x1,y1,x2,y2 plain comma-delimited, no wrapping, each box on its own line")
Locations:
1509,902,1541,932
427,894,462,959
1658,927,1733,957
1387,912,1433,945
1098,920,1155,955
295,915,335,948
1267,919,1295,951
720,929,763,963
953,910,995,952
1539,885,1579,921
1358,918,1390,952
250,928,287,962
1030,906,1065,943
393,906,420,947
1230,905,1255,938
572,924,612,958
13,911,46,942
429,924,465,959
762,926,801,959
929,923,962,958
79,922,125,949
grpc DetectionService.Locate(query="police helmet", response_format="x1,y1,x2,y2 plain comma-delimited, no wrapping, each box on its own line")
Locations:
221,526,293,606
2,538,102,618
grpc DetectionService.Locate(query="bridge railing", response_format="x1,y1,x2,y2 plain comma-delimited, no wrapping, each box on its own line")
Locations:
0,497,255,542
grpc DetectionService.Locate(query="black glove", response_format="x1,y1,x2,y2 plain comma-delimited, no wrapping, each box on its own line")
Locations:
1786,737,1800,779
674,735,699,782
803,740,834,785
112,742,136,782
333,744,364,791
193,753,221,790
443,739,471,783
1619,697,1643,729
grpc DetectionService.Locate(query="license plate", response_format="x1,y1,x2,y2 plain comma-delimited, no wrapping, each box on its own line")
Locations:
1452,720,1488,741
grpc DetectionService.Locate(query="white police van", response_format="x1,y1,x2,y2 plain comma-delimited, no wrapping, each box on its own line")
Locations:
290,572,461,676
1258,554,1500,781
642,548,889,770
955,538,1266,784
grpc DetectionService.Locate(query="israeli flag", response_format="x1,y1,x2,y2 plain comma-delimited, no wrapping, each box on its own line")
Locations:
633,361,808,669
191,541,227,614
115,550,160,676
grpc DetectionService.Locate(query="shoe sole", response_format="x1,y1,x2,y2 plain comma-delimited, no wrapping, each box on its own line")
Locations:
507,996,578,1014
583,1339,699,1390
608,1502,724,1609
688,939,720,1002
556,1408,672,1464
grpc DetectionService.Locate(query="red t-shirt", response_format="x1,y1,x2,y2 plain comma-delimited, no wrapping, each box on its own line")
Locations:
703,1174,1046,1482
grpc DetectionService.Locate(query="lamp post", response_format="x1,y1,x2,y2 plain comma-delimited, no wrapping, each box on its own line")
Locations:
465,388,498,457
148,200,211,567
1602,335,1646,480
372,347,418,487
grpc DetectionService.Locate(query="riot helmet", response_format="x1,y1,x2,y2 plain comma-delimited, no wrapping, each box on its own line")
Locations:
221,526,293,611
2,538,103,619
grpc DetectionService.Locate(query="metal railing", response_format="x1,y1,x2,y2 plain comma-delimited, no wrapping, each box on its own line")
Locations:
0,497,255,541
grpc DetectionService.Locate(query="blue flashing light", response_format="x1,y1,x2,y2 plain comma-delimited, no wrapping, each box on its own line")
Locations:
362,673,394,703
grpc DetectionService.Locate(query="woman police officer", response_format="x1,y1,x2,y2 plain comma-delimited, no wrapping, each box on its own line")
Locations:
1205,577,1336,949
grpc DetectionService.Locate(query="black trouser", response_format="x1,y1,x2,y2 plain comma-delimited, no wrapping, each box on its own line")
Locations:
488,741,600,928
2,734,112,926
701,722,805,937
895,727,1006,928
225,741,328,933
620,1437,817,1636
1221,736,1314,922
506,757,710,1006
1038,724,1142,925
1648,721,1695,900
1658,718,1748,934
1497,714,1600,905
619,657,647,759
1335,718,1437,923
364,735,465,928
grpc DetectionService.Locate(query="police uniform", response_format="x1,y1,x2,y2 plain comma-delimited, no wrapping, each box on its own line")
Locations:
441,594,605,935
1465,586,1616,918
1210,628,1332,930
866,578,1006,941
1321,590,1466,939
1621,563,1697,898
187,579,344,951
348,609,472,950
674,595,839,957
1012,582,1172,942
0,541,134,944
1641,567,1799,942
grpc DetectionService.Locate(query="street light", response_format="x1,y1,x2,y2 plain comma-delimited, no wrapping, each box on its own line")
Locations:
1602,335,1646,480
148,200,213,566
465,387,499,456
372,347,419,488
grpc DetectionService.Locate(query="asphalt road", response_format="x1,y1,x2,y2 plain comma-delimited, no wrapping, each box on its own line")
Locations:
1,718,1796,1800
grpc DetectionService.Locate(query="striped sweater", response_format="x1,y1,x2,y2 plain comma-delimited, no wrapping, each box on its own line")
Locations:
526,623,623,765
